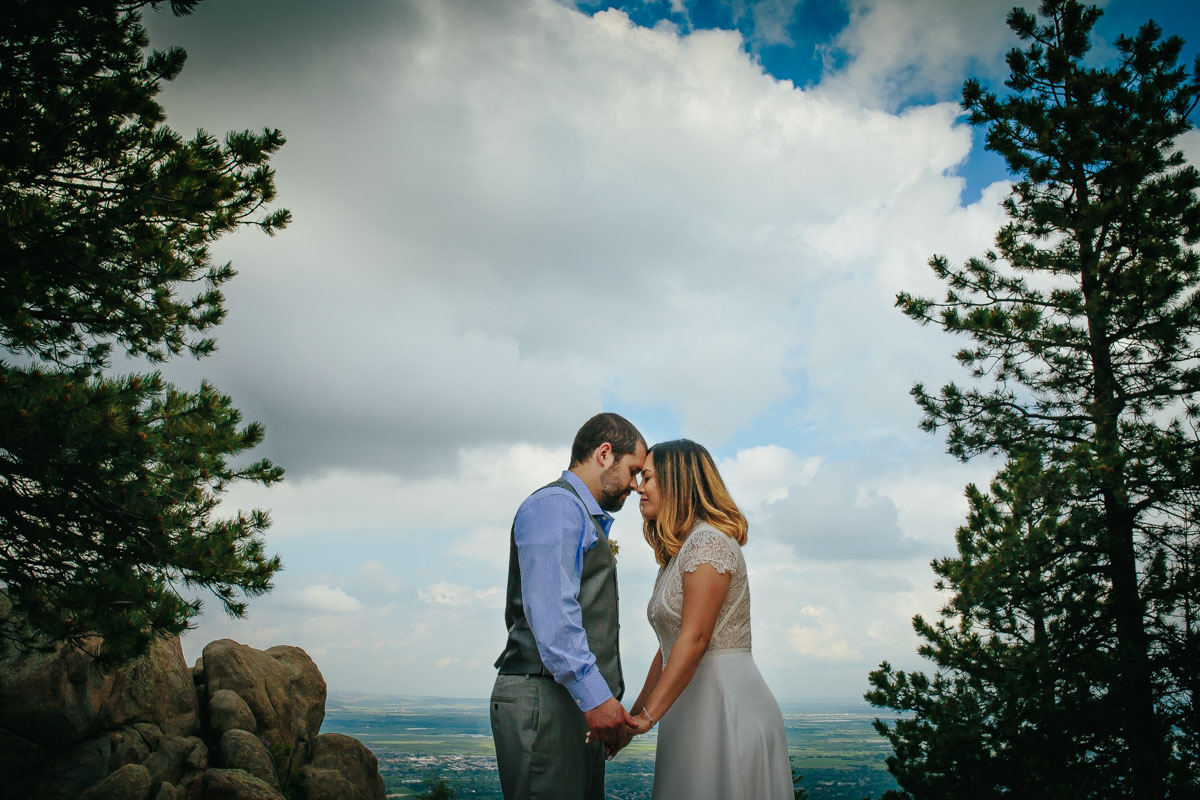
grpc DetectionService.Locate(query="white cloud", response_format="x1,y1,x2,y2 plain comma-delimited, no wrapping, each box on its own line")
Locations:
452,526,513,569
787,618,860,661
720,445,821,510
418,581,504,609
151,0,1000,472
1179,129,1200,170
284,584,364,614
217,443,566,539
821,0,1016,108
732,0,804,47
151,0,1018,699
750,459,931,561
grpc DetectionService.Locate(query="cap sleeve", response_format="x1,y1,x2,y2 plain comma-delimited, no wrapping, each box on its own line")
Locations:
677,526,739,575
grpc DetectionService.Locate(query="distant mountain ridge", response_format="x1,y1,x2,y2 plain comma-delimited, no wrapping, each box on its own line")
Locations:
325,691,485,712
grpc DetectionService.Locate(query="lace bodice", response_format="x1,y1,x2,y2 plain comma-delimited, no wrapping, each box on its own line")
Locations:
646,523,751,665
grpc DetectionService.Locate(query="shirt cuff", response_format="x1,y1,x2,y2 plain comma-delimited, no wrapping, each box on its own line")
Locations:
560,665,613,712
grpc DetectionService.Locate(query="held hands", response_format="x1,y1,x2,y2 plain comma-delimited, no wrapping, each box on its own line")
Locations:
583,697,636,745
625,708,654,736
604,726,635,760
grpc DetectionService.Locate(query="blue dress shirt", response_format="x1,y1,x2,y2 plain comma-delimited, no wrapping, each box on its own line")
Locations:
513,470,614,711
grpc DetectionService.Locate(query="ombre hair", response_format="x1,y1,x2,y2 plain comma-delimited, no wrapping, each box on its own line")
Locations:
642,439,748,567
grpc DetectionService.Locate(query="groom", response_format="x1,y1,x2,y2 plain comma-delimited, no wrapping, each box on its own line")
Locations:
491,412,647,800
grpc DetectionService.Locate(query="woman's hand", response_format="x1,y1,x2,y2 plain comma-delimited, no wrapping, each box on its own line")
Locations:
625,709,654,736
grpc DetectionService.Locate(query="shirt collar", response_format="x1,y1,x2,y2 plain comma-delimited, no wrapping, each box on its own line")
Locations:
561,470,612,522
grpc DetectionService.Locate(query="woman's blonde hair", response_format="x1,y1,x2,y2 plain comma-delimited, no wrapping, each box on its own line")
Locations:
642,439,747,567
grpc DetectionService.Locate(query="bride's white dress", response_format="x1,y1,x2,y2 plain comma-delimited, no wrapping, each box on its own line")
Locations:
646,523,793,800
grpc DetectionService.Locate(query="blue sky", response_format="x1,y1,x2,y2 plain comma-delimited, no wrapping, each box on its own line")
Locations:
142,0,1200,702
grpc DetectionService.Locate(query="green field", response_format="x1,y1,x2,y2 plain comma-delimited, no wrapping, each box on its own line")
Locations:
322,694,900,799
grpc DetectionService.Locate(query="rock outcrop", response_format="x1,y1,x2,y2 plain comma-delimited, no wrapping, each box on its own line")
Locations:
0,630,385,800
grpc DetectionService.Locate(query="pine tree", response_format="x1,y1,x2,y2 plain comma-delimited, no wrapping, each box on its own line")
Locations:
868,450,1127,798
414,777,457,800
0,0,289,664
867,1,1200,797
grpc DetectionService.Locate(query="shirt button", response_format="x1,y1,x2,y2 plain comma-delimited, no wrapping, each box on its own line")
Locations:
576,698,582,705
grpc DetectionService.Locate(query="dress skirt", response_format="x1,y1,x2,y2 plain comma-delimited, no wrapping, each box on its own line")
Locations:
652,649,792,800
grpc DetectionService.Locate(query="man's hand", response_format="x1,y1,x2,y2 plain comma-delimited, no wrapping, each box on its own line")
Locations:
605,726,635,760
583,697,635,743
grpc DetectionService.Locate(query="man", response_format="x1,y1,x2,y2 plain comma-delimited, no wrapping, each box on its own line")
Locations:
491,412,647,800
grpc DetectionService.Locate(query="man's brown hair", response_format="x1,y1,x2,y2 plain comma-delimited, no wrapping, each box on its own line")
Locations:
569,412,645,466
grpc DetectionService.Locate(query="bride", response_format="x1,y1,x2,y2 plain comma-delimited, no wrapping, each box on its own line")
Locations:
621,439,792,799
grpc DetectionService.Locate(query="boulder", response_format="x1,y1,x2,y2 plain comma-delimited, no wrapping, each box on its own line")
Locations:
0,728,45,799
107,726,150,771
208,689,256,736
310,733,385,800
79,763,152,800
133,722,165,751
111,637,200,739
0,638,100,751
296,765,356,800
141,734,207,787
265,645,326,745
0,634,198,751
31,734,111,800
0,627,381,800
201,640,325,753
201,768,286,800
219,730,278,790
175,771,203,800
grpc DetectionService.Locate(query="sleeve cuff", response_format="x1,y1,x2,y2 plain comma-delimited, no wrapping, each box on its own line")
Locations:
560,666,613,712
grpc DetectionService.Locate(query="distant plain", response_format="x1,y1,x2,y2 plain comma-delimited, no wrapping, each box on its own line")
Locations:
322,692,901,798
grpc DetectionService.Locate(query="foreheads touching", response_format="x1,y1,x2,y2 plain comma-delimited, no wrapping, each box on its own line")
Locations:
570,412,647,513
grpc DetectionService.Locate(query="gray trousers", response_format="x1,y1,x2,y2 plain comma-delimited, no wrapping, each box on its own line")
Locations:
490,673,606,800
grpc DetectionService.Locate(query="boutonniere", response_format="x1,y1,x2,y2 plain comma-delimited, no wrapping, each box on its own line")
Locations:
608,538,619,561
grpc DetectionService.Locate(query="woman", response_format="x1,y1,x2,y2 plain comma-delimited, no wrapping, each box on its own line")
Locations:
624,439,792,799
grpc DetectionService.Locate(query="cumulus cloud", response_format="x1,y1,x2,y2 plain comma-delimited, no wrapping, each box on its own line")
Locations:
452,526,514,569
720,445,821,510
419,581,504,609
787,605,860,661
731,0,804,47
148,0,1000,478
216,443,566,539
276,584,364,613
748,459,932,561
1180,129,1200,170
151,0,1022,698
820,0,1016,108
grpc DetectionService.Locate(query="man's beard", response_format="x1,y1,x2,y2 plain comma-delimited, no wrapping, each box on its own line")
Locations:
597,463,631,512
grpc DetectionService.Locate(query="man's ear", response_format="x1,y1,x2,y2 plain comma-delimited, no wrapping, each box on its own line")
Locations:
595,442,614,468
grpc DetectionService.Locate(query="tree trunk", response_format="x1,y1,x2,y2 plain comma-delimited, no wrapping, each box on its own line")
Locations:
1082,240,1167,799
1103,497,1166,800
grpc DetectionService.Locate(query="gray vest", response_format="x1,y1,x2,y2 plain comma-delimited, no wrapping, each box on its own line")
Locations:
494,478,624,700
